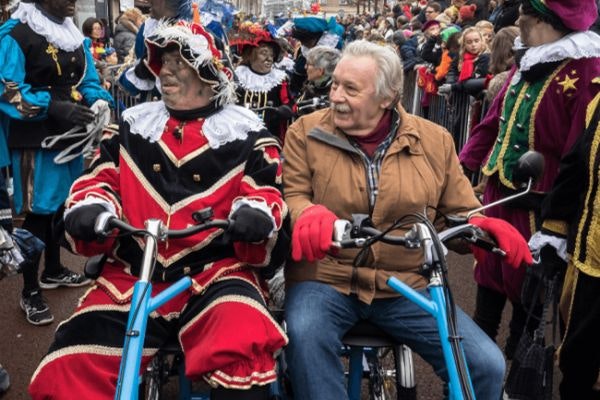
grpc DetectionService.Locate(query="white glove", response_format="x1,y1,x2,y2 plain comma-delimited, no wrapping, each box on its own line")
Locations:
528,231,568,262
437,83,452,95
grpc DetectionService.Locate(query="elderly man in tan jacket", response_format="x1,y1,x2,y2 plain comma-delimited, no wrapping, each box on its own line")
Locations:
282,40,532,400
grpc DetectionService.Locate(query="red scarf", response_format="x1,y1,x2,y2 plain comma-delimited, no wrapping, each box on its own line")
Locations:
353,110,392,158
458,52,477,82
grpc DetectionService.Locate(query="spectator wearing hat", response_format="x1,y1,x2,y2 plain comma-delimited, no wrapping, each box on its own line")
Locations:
381,17,395,40
460,0,600,362
458,4,478,27
29,21,289,399
230,22,292,142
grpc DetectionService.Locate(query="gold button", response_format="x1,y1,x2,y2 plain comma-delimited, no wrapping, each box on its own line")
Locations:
71,56,76,62
193,174,201,182
70,72,75,78
183,266,191,275
153,163,161,172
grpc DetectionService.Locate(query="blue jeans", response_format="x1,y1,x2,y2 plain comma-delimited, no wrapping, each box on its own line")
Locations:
285,281,506,400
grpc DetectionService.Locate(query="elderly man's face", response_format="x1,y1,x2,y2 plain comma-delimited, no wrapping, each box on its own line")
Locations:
329,56,390,137
305,60,324,82
40,0,77,19
159,50,211,110
249,44,274,74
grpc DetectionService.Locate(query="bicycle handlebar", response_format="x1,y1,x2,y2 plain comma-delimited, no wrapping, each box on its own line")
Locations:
332,214,505,256
94,211,231,241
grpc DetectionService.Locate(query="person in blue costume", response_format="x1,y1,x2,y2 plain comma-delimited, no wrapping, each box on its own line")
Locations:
288,16,343,96
0,0,113,325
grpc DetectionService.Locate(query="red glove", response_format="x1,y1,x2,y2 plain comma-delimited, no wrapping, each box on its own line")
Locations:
291,204,337,262
469,216,533,268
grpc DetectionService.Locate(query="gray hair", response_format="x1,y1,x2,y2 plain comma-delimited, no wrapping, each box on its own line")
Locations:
306,46,342,77
340,40,403,105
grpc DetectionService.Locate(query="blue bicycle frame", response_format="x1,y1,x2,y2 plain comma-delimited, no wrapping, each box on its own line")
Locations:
113,219,195,400
387,223,477,400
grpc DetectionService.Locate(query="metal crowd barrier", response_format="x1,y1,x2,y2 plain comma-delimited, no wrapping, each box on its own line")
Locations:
401,70,490,154
106,64,146,123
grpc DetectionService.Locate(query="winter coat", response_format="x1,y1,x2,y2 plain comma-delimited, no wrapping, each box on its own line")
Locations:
282,105,481,304
113,18,138,63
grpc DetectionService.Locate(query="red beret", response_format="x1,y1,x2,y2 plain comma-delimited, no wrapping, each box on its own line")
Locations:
422,19,441,32
529,0,598,31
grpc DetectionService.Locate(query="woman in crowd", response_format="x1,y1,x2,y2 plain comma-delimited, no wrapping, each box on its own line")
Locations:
295,46,341,115
82,17,106,61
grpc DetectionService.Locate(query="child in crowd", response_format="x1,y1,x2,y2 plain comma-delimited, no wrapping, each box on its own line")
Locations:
439,26,490,94
476,20,495,46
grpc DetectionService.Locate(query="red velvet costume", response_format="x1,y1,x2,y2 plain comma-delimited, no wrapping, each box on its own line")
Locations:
29,21,289,399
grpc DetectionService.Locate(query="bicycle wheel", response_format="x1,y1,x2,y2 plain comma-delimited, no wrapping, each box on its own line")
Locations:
368,347,396,400
368,346,417,400
140,354,167,400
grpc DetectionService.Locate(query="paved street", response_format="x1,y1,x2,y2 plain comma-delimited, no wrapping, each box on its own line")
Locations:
0,250,558,399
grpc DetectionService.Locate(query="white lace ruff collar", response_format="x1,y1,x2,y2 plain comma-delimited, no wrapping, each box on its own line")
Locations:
122,101,266,149
516,31,600,72
11,2,84,52
235,65,287,92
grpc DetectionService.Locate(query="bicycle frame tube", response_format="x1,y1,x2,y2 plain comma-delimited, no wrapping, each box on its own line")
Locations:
387,275,476,400
114,220,193,400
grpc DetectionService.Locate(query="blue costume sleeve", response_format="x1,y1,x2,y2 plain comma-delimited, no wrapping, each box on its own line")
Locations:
134,23,146,59
78,44,115,108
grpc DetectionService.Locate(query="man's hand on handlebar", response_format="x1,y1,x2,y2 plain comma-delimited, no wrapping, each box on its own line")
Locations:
291,204,337,262
469,216,533,268
64,204,112,242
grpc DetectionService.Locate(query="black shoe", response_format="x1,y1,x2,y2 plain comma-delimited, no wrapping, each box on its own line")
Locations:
0,363,9,393
20,291,54,326
39,266,91,289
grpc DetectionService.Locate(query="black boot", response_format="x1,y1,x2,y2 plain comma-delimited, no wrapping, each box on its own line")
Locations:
473,285,507,341
211,385,270,400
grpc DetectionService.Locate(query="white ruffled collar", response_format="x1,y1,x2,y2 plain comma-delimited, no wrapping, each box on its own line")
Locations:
235,65,288,92
122,101,265,149
11,2,84,52
516,31,600,72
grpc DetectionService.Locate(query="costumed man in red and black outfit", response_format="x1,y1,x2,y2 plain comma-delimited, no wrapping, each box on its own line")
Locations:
459,0,600,358
230,22,292,142
29,21,289,400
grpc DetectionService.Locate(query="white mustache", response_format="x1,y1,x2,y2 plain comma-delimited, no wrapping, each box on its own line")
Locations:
330,103,351,113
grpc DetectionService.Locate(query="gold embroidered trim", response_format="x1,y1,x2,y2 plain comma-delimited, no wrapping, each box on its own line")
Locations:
205,369,277,389
179,294,287,341
573,116,600,277
157,139,210,167
542,219,568,236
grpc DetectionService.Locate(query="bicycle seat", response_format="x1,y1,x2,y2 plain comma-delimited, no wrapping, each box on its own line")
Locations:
342,320,397,348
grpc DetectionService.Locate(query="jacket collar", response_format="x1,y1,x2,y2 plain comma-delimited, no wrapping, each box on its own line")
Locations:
308,104,423,155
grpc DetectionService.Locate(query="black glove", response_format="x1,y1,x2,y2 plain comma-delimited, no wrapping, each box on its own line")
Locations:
64,204,107,242
229,205,273,242
48,100,95,126
133,59,155,81
539,244,567,277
